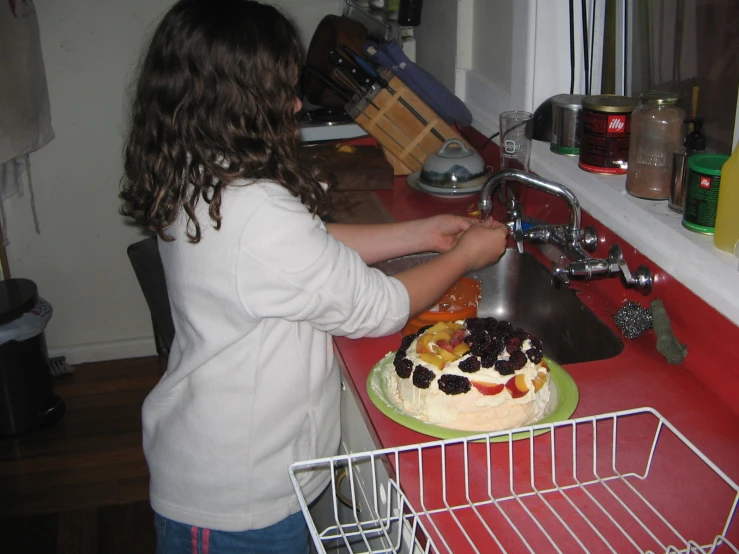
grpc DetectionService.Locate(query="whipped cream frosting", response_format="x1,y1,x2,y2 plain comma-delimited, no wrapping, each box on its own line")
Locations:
383,322,553,432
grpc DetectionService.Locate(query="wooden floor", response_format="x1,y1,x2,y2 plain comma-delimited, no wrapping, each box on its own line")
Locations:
0,356,165,554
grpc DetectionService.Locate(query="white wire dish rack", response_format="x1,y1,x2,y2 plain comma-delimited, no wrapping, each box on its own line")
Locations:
290,407,739,554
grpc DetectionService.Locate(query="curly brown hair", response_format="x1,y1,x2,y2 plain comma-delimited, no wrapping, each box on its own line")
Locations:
120,0,329,242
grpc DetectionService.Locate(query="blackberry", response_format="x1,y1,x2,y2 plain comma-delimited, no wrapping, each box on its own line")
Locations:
471,341,488,358
526,348,544,364
494,359,516,376
458,356,481,373
505,336,522,354
484,318,499,334
464,330,485,345
509,350,528,370
528,336,543,352
486,339,504,358
412,366,436,389
394,358,413,378
480,351,498,368
465,318,486,332
400,333,417,350
495,321,514,335
438,374,472,395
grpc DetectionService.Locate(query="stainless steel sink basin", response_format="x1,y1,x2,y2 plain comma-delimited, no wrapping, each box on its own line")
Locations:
373,249,624,365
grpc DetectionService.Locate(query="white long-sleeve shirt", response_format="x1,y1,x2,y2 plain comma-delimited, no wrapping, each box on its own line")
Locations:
142,180,409,532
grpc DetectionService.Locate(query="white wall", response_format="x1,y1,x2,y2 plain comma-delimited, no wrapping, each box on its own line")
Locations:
413,0,458,93
441,0,530,135
4,0,341,364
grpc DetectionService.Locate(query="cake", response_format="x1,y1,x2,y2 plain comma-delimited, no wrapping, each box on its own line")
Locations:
384,318,552,432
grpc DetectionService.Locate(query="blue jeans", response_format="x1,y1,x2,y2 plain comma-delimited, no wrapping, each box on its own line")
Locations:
154,512,310,554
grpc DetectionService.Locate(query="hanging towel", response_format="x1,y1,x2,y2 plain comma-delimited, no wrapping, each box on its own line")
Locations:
0,0,54,242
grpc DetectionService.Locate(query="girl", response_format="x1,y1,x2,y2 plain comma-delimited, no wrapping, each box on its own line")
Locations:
120,1,508,552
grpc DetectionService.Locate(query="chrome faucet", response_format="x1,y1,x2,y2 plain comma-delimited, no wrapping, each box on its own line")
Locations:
478,169,652,293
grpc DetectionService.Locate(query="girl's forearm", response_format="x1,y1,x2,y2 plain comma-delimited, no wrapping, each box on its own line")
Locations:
325,221,431,265
393,249,470,317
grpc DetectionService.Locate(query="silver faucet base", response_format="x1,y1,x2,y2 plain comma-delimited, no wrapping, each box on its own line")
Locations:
479,169,653,294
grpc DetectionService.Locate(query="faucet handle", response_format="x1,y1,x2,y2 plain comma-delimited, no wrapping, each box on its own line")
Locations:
608,245,653,294
582,225,599,253
550,256,571,285
512,218,525,254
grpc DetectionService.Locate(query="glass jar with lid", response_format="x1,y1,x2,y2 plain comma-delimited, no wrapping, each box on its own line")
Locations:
625,91,687,199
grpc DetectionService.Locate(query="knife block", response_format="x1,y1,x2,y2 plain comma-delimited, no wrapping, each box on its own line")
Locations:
345,69,472,175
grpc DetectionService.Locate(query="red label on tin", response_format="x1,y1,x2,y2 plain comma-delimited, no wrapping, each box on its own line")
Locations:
700,176,712,189
607,115,626,133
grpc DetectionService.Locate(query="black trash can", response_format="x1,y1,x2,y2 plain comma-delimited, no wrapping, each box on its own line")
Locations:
0,278,65,436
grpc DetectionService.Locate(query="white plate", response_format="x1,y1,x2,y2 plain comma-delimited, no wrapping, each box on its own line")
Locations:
406,172,482,198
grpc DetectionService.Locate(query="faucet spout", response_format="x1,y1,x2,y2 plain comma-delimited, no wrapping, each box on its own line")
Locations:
477,169,652,294
478,169,582,234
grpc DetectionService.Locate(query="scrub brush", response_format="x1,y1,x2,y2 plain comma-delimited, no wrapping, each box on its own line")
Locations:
613,301,653,339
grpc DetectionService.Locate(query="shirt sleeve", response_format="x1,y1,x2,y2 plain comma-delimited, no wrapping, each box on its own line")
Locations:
235,186,410,338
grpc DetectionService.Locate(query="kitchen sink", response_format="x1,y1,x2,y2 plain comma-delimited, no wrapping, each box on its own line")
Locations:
373,249,624,365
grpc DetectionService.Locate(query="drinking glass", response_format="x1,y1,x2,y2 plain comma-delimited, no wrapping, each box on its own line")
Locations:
499,110,533,172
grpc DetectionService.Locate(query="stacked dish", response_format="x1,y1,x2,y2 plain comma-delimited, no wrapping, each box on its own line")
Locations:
407,139,489,198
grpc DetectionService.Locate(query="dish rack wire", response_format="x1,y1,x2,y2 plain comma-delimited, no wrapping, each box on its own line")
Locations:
290,407,739,554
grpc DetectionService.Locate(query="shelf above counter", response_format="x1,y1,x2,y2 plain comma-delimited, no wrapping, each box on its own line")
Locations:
528,140,739,328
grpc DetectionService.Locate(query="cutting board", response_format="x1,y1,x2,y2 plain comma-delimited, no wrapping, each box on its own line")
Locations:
304,143,394,192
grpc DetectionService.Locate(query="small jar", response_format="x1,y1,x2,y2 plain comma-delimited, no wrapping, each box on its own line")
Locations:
625,91,686,200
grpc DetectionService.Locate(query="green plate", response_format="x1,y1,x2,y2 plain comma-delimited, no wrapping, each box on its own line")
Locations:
367,353,579,441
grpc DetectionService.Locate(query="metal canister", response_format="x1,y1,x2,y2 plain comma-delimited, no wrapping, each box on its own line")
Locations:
578,94,638,174
550,94,586,156
668,149,689,213
682,153,730,234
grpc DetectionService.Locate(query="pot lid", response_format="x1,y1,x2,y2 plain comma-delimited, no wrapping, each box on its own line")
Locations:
434,139,475,159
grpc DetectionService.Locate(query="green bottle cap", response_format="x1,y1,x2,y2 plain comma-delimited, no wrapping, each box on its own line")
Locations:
688,153,729,176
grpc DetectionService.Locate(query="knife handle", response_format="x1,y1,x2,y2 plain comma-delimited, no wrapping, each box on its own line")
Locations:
329,50,374,88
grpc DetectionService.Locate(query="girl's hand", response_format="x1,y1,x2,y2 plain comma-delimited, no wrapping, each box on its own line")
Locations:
395,217,509,316
419,214,478,253
451,217,509,272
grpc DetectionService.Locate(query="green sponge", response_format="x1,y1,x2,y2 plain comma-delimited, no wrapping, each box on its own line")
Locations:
650,299,687,364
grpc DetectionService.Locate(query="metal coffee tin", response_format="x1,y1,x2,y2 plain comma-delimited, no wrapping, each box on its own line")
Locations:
550,94,586,156
682,153,730,234
668,149,688,213
578,94,638,174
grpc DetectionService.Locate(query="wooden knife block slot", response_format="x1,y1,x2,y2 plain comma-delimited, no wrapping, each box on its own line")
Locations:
346,70,472,175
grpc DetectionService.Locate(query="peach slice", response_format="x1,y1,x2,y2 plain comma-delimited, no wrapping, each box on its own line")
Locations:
437,348,459,363
446,322,464,331
426,322,451,335
418,352,445,370
452,342,471,357
416,333,437,354
532,372,548,391
471,381,505,395
505,375,529,398
433,331,452,343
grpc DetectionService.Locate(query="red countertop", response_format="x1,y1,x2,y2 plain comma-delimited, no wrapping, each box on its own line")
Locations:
331,134,739,549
